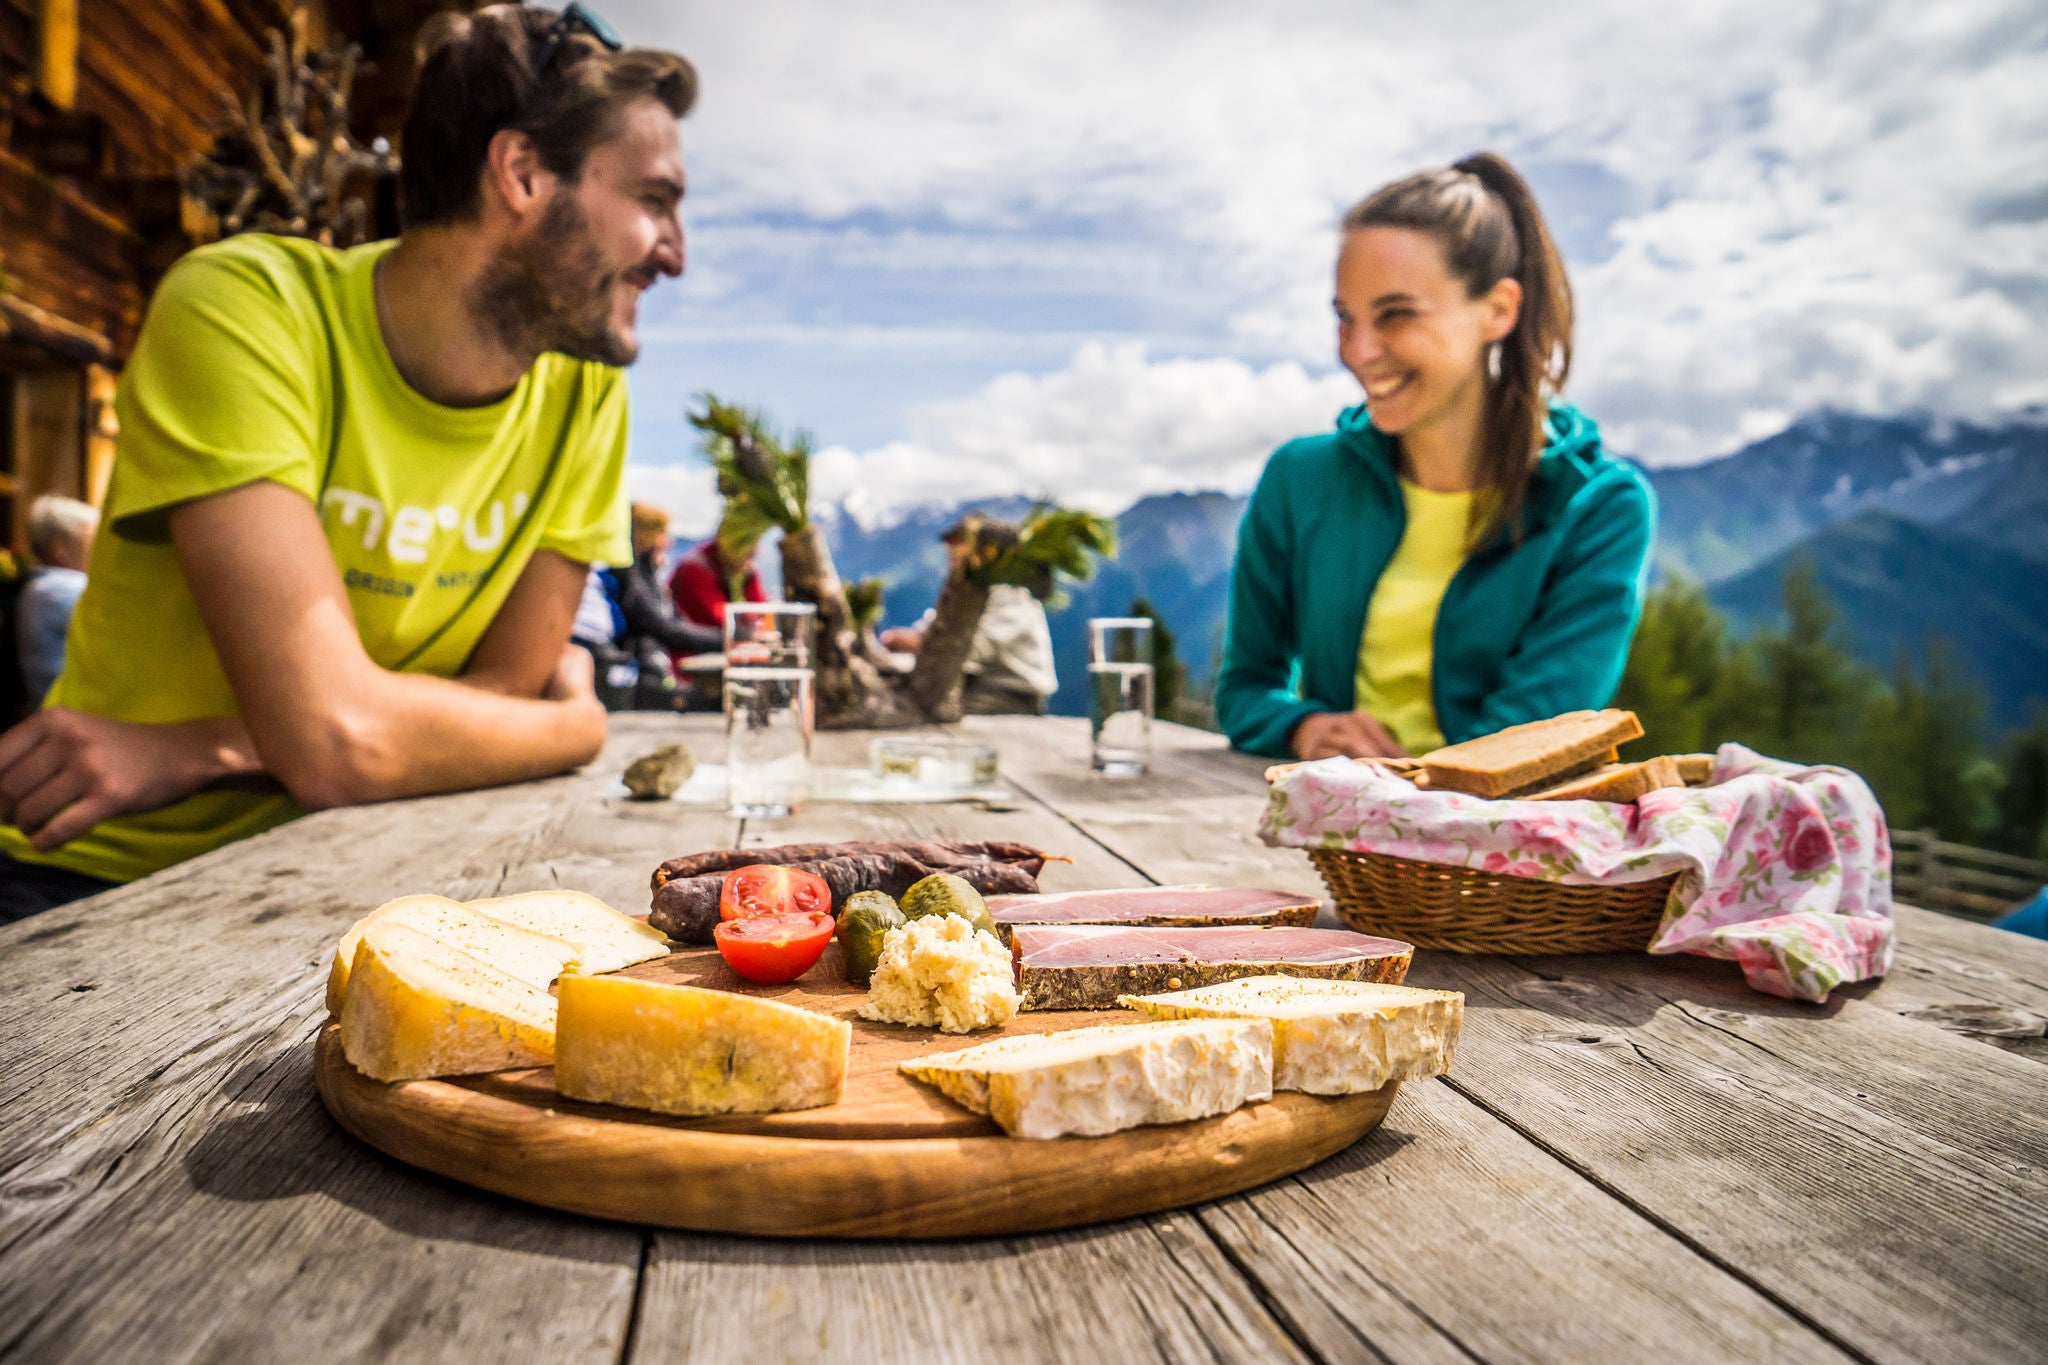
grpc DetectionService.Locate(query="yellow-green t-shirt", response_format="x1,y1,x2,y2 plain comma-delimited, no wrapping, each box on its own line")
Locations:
2,234,633,883
1354,479,1473,755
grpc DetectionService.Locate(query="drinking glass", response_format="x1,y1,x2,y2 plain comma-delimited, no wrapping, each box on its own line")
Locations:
723,603,815,817
1088,617,1154,776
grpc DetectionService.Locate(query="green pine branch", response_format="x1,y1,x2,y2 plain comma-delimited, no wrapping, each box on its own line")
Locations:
965,505,1117,606
689,394,812,558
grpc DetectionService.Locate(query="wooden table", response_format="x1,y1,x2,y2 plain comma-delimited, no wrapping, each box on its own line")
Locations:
3,714,2044,1364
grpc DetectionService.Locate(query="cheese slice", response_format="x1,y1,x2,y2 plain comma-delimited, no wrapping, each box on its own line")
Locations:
1119,976,1462,1095
554,976,851,1116
900,1018,1274,1139
465,889,671,974
338,920,558,1082
324,895,583,1016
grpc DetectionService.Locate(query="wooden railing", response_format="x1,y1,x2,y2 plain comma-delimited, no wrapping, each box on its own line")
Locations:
1891,830,2047,921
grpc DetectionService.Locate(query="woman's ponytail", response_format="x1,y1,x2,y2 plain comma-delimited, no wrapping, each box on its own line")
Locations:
1344,151,1574,546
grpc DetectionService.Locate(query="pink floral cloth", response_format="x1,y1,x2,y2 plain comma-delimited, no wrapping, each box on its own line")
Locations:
1260,744,1894,1002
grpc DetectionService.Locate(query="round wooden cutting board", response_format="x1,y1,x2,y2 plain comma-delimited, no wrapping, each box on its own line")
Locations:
313,943,1399,1238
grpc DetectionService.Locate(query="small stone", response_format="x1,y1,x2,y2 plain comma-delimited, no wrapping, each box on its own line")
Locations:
622,743,696,800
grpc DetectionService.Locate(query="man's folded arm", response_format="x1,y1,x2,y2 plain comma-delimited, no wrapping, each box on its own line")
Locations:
172,479,607,810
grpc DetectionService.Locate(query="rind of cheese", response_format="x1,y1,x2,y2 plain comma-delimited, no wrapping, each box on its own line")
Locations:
555,976,850,1116
325,896,584,1016
338,920,557,1082
900,1018,1274,1139
857,914,1020,1033
465,889,670,974
1119,976,1462,1094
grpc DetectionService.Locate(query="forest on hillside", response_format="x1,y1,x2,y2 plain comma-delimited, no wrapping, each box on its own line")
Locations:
1613,564,2047,859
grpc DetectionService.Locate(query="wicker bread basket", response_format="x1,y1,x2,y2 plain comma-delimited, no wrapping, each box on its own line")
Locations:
1306,846,1679,954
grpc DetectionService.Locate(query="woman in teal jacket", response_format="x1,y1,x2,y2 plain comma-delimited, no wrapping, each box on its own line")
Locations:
1217,153,1655,760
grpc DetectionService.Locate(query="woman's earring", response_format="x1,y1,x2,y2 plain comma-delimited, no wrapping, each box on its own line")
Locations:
1486,341,1503,381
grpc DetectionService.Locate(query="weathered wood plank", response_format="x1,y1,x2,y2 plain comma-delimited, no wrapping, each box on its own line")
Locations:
981,718,1859,1362
0,1008,640,1363
617,759,1322,1361
0,715,724,1364
1414,952,2048,1365
0,764,623,1165
1201,1076,1856,1365
635,1207,1311,1364
1875,905,2048,1062
985,717,2048,1365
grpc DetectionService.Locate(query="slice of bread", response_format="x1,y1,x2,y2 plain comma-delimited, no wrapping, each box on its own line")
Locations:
1674,753,1715,786
1422,710,1644,798
1524,754,1684,803
1497,750,1611,797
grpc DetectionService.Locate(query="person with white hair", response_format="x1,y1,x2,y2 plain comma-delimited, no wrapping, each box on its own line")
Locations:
16,497,101,708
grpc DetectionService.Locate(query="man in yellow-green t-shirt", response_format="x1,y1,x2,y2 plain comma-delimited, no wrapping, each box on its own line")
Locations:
0,7,698,919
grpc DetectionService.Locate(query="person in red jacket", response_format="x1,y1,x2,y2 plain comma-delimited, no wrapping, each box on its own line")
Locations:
668,535,766,628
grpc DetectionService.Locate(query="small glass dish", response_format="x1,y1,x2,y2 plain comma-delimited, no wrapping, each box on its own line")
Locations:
869,737,1000,793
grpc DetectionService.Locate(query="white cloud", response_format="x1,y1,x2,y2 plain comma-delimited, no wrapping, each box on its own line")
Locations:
807,341,1357,525
624,461,720,541
612,0,2048,476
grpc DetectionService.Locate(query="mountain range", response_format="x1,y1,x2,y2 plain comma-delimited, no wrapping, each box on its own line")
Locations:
819,411,2048,729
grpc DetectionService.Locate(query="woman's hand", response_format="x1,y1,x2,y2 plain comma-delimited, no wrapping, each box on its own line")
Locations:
0,709,265,852
1290,710,1409,761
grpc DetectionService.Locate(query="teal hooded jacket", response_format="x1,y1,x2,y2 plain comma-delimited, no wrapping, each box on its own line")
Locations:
1215,402,1656,758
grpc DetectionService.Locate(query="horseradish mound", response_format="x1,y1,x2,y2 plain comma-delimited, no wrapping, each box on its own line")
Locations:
858,913,1020,1033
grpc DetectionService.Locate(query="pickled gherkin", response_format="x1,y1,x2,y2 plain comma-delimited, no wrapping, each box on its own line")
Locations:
837,891,906,985
899,873,997,938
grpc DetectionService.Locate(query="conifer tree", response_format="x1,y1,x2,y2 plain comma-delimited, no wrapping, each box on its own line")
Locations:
1614,579,1724,757
1861,645,1996,841
1131,597,1184,721
1992,708,2048,859
1718,557,1877,764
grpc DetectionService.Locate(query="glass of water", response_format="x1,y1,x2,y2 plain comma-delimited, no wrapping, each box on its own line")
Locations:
724,603,816,817
1088,617,1154,776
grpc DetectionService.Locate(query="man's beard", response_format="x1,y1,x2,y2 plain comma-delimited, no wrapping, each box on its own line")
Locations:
469,193,639,366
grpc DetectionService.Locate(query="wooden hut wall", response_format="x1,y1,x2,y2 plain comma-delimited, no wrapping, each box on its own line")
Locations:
2,0,301,354
1,0,459,550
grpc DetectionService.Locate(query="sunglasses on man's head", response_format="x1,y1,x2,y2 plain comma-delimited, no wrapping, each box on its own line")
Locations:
534,2,623,77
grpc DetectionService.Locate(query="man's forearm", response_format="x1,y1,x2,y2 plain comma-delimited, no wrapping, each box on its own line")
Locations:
284,670,605,810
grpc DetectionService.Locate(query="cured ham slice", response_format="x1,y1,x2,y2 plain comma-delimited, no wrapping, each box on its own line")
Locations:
1013,924,1412,1011
986,885,1318,938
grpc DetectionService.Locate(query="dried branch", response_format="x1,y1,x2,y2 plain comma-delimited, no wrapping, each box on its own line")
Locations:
182,4,395,249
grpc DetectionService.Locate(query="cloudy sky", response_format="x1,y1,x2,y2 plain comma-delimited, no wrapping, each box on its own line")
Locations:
609,0,2048,534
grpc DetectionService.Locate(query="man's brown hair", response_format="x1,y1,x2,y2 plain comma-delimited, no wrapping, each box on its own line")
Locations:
399,4,697,229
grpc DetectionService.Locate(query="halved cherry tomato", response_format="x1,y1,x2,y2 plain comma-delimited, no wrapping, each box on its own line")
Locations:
719,864,832,922
713,911,836,984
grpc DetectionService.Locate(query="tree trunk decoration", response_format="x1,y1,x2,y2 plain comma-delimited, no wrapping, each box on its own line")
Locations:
691,397,1114,730
907,571,992,721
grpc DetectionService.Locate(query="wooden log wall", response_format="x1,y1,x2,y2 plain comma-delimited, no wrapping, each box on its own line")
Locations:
0,0,456,548
0,0,452,358
1,0,297,353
